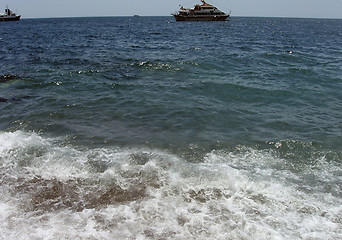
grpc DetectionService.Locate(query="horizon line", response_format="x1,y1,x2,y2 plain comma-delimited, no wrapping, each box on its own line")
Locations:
20,15,342,20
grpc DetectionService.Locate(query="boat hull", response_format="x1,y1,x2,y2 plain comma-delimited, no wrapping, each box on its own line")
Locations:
173,15,229,21
0,15,21,22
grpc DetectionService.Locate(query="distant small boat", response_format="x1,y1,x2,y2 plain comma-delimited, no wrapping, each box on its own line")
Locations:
0,7,21,22
133,15,140,17
172,0,230,22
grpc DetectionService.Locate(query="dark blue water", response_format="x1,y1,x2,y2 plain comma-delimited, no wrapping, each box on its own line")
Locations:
0,17,341,239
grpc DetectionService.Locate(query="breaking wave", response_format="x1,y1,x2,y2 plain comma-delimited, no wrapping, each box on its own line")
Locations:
0,131,341,239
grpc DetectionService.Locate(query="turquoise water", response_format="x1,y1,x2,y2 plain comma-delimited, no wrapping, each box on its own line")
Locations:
0,17,341,239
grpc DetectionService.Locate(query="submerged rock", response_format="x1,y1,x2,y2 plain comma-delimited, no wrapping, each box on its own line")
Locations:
0,97,8,102
0,74,19,83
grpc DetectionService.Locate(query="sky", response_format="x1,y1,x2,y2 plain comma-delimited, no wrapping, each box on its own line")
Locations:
2,0,342,19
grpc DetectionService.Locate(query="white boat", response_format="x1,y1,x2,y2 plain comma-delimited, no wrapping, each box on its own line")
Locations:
172,1,230,21
0,7,21,22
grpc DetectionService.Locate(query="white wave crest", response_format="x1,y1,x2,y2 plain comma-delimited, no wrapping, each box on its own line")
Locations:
0,131,341,239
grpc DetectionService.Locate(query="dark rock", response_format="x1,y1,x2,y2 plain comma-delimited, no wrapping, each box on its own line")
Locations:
0,74,19,83
0,97,8,102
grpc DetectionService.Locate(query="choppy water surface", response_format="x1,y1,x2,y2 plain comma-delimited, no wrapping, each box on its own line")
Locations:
0,17,341,239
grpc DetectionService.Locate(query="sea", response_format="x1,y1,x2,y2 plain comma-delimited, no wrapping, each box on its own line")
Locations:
0,16,341,239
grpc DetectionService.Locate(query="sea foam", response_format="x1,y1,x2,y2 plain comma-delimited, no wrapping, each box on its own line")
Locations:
0,131,341,239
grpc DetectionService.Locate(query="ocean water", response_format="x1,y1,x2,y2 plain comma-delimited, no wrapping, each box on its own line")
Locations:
0,16,341,239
